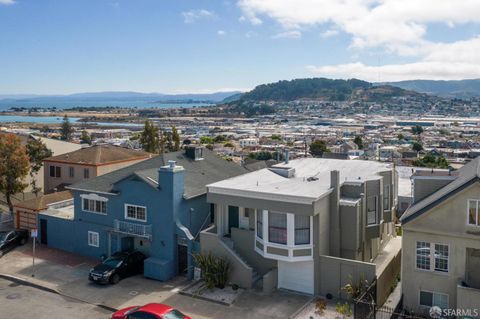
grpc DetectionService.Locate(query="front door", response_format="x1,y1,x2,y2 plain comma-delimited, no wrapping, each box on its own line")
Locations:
178,244,188,275
228,206,239,234
40,219,47,245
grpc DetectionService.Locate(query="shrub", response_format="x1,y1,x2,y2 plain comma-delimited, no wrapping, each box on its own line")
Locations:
193,253,230,289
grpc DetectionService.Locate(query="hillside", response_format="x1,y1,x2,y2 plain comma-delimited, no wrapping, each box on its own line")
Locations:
381,79,480,98
236,78,419,103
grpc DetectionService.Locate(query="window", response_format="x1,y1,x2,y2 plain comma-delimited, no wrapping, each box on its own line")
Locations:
295,215,310,245
416,241,431,270
468,199,480,226
88,231,99,247
416,241,449,273
83,198,107,214
434,244,449,272
268,212,287,244
256,210,263,239
367,196,377,225
84,168,90,179
419,291,448,309
125,204,146,221
69,166,74,178
49,165,61,178
383,184,390,210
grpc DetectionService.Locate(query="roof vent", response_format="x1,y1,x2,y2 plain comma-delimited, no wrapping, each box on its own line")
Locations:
307,176,318,182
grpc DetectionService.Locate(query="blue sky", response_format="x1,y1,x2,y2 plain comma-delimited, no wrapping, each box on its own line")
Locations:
0,0,479,94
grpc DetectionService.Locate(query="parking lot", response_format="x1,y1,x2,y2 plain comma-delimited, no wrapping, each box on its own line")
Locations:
0,242,310,319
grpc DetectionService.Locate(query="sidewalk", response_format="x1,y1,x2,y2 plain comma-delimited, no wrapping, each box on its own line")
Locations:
0,243,310,319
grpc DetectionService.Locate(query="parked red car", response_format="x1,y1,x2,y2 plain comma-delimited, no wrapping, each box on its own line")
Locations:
111,303,191,319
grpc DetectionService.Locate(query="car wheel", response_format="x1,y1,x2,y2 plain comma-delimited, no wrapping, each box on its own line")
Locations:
20,238,27,245
110,274,120,284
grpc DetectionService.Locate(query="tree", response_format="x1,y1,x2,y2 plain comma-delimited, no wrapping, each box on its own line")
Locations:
353,136,364,149
412,141,423,152
60,115,74,141
397,133,404,140
171,126,180,152
309,140,329,156
412,153,449,169
26,138,52,196
80,130,92,145
214,135,227,143
271,134,282,141
200,136,214,144
411,125,424,135
139,120,159,153
0,134,30,213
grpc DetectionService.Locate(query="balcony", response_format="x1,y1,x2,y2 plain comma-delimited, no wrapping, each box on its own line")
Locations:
457,280,480,312
114,219,152,239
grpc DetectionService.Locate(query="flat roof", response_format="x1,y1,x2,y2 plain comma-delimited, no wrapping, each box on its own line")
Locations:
208,158,392,200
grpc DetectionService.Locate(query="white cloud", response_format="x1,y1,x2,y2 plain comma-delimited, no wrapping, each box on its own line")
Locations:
0,0,15,5
237,0,480,50
307,37,480,81
321,29,338,38
217,30,226,36
272,30,301,39
182,9,215,24
238,0,480,80
245,31,257,38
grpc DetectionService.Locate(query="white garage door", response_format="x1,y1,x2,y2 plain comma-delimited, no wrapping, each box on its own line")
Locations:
278,260,314,294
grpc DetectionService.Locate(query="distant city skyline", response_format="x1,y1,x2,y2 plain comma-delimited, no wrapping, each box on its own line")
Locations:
1,0,479,94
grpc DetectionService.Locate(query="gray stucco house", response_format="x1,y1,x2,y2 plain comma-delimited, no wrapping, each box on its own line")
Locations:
201,157,401,305
401,158,480,316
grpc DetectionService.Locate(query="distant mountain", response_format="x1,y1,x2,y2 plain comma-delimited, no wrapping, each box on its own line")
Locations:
236,78,419,103
0,91,242,109
381,79,480,98
221,92,243,103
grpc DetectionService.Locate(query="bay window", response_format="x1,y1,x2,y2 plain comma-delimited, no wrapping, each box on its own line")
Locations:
256,210,263,239
367,196,377,225
295,215,310,245
268,212,287,244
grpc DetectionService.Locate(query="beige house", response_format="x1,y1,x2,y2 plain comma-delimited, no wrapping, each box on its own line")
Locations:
401,158,480,316
201,157,401,305
43,145,153,193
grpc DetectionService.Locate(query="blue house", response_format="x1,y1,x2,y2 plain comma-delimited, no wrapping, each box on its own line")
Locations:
38,147,248,281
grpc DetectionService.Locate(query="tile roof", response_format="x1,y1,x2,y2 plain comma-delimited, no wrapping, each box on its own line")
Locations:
67,148,249,199
14,190,73,211
401,157,480,224
44,144,152,166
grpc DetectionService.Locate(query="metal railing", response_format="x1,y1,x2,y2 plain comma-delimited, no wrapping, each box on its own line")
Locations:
114,219,152,239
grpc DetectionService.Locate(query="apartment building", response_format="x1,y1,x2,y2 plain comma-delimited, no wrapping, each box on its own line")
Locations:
401,158,480,315
201,157,401,305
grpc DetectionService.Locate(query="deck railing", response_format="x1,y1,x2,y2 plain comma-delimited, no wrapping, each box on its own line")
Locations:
114,219,152,239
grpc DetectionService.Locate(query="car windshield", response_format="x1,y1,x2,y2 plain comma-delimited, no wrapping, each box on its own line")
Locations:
0,232,8,242
162,309,186,319
102,257,123,268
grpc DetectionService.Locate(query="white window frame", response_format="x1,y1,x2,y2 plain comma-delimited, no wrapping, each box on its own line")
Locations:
88,231,99,247
419,290,449,309
415,241,449,274
467,199,480,226
69,166,74,178
81,193,108,215
124,204,147,222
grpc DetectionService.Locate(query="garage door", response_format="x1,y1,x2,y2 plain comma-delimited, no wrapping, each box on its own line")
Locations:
278,260,314,294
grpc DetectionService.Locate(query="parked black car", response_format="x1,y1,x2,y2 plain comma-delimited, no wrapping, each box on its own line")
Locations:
89,250,146,284
0,229,29,257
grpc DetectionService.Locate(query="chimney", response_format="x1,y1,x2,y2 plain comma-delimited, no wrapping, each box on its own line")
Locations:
284,149,289,164
185,146,204,161
168,160,176,169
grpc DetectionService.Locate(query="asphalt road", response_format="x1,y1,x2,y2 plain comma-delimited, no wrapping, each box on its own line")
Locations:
0,278,112,319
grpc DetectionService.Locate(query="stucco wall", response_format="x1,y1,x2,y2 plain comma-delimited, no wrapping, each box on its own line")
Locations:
413,178,453,203
200,226,253,289
318,255,376,300
231,227,276,276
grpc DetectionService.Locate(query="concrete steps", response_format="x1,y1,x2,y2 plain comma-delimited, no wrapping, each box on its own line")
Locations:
221,236,260,283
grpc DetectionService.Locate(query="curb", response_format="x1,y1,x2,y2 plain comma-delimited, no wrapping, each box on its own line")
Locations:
0,273,118,313
178,280,233,307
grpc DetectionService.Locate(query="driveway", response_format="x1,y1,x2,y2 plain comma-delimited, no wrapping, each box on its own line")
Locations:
0,243,310,319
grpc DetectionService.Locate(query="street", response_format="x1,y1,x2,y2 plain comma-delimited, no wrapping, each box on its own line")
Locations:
0,278,112,319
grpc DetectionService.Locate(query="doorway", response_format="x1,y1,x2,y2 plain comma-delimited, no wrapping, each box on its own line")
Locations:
178,244,188,275
228,206,239,234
